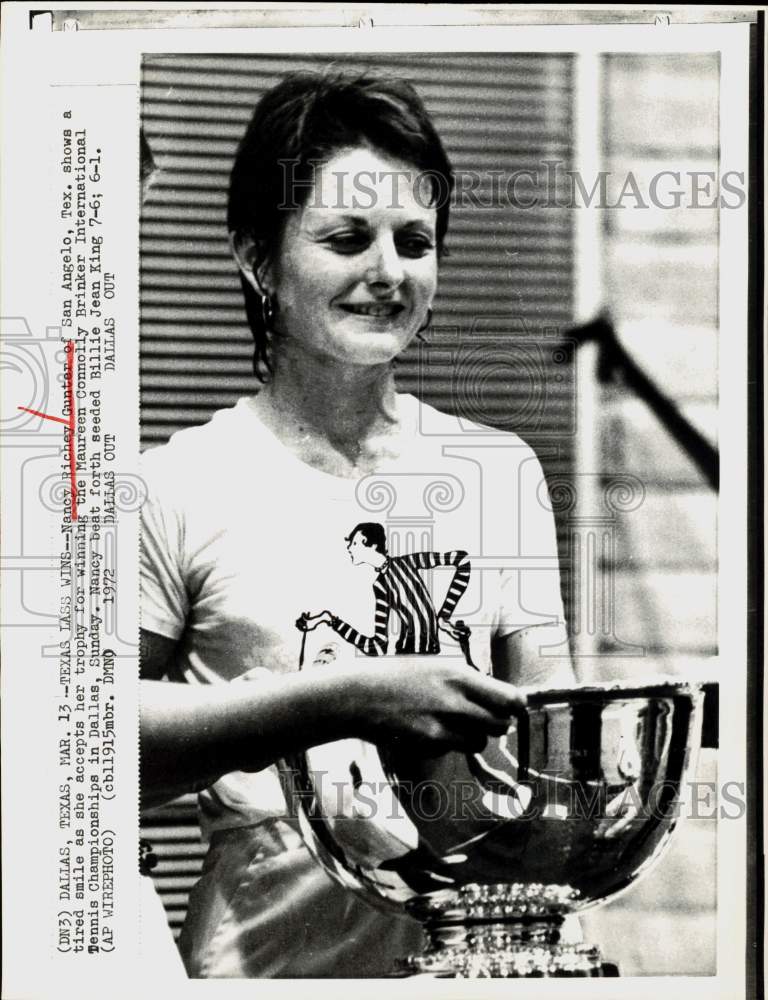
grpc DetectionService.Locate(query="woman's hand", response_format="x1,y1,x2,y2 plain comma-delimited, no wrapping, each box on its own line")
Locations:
437,617,464,642
140,632,524,807
296,610,333,632
327,656,524,755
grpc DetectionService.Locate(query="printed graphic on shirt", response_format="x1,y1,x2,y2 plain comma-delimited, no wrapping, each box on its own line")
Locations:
296,521,475,664
296,521,532,883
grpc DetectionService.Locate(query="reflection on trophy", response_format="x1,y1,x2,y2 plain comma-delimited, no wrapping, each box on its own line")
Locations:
281,637,706,978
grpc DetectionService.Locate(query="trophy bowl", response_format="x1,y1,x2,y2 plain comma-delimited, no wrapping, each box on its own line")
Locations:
280,668,705,978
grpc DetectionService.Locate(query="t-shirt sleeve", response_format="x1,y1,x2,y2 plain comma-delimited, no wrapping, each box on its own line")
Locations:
496,449,566,638
140,450,188,640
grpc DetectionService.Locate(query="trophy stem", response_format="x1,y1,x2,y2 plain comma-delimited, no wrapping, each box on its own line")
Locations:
399,887,604,978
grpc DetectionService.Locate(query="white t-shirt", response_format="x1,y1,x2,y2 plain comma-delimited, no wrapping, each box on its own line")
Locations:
140,393,565,836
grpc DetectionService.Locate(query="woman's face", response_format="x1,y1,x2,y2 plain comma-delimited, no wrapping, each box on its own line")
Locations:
263,146,438,368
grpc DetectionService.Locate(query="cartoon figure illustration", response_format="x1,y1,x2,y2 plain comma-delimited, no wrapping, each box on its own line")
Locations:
297,522,475,663
297,523,529,871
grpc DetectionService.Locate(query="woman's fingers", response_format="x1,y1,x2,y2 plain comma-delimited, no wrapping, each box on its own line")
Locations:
433,716,495,754
458,669,527,716
393,721,490,756
336,658,525,748
391,699,513,753
416,730,489,756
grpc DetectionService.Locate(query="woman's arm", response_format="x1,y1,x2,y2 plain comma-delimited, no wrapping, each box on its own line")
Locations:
435,550,471,621
140,672,374,809
140,628,525,809
407,550,471,622
323,576,390,655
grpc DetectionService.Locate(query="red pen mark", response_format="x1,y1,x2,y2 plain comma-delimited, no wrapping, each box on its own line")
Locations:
18,340,78,519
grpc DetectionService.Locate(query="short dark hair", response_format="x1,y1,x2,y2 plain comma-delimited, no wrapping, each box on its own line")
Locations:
347,522,388,555
227,71,454,380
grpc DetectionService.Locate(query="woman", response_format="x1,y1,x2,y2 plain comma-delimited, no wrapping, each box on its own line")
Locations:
140,72,571,978
299,521,473,657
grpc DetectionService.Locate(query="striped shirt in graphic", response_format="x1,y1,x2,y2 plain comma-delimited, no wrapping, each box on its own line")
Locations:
330,550,471,656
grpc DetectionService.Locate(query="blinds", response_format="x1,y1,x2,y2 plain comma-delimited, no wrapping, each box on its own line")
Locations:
140,795,203,937
140,51,575,939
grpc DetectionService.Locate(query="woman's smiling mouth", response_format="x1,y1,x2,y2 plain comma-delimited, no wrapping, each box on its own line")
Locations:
339,303,405,318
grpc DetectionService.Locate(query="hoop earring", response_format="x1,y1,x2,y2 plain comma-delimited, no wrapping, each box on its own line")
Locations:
260,292,277,332
251,261,277,333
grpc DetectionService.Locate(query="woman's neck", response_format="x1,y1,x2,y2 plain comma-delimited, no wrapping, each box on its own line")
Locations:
252,346,405,474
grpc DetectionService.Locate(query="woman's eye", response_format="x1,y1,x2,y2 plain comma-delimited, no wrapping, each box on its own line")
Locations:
323,232,435,259
326,232,368,254
397,237,435,258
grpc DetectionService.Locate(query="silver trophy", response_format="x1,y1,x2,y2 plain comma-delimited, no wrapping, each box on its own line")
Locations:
281,639,705,977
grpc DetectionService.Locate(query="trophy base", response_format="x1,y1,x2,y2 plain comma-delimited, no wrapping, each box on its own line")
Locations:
399,883,605,978
399,941,604,979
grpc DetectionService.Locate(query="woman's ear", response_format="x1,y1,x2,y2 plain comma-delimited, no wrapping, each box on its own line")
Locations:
229,231,272,295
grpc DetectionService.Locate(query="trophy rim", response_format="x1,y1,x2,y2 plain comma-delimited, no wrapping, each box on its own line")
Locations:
521,676,708,706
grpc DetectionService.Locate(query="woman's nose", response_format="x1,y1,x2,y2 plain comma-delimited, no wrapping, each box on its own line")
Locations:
365,235,404,289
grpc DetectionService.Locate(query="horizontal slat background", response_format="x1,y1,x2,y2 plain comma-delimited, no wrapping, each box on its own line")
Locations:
140,51,576,943
141,795,201,939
